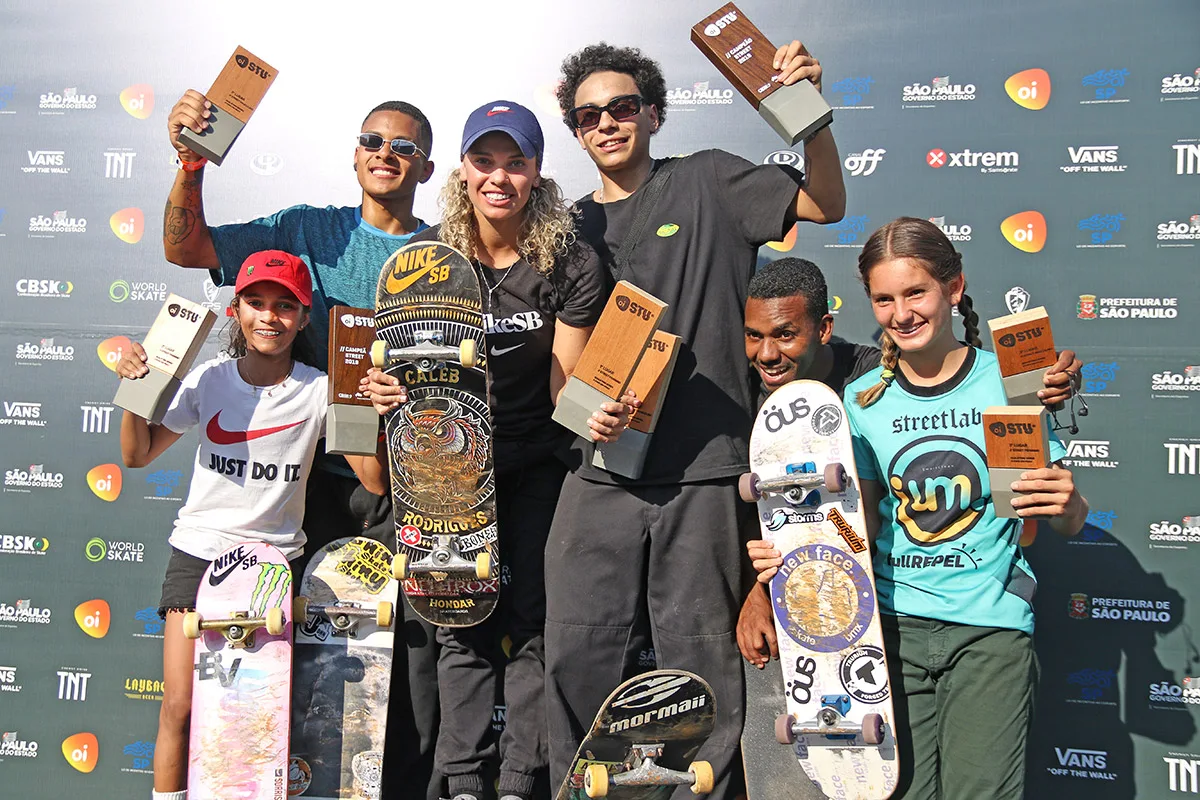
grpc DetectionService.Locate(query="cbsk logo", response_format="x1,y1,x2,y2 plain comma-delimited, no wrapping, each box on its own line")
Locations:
1161,68,1200,98
1077,213,1125,248
1157,214,1200,245
28,210,86,234
902,75,976,103
39,87,97,111
0,535,49,555
828,76,873,108
62,732,98,773
1062,146,1125,174
1166,442,1200,475
702,9,737,36
843,149,885,176
927,147,1018,173
1081,68,1129,103
109,208,144,244
120,84,154,119
1081,361,1119,394
75,599,110,638
1001,211,1047,253
15,278,74,298
825,215,869,249
928,215,972,242
1005,69,1051,109
97,336,133,372
1173,142,1200,175
87,464,122,501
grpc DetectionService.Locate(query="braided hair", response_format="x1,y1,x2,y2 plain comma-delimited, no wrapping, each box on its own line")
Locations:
854,217,980,408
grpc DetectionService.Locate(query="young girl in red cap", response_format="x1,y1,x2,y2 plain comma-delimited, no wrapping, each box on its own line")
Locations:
117,250,388,800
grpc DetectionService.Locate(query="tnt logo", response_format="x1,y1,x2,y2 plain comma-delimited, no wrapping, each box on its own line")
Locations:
1005,69,1051,109
75,599,110,638
119,84,153,119
97,336,132,372
62,732,98,773
1001,211,1047,253
87,464,122,501
109,208,144,244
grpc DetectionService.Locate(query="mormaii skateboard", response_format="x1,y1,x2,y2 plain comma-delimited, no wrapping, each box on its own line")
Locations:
185,541,294,800
290,536,397,799
556,669,715,800
742,380,898,799
373,240,498,627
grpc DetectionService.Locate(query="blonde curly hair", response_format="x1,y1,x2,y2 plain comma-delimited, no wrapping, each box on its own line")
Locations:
437,170,576,276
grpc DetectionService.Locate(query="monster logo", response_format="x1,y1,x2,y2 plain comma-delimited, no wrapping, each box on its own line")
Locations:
887,435,987,546
249,562,291,617
394,398,490,512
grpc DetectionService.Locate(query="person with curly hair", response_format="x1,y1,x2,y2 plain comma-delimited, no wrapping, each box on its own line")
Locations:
544,41,846,796
366,100,630,800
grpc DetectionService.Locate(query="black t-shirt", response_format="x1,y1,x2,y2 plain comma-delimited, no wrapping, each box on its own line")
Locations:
572,149,803,485
755,337,883,409
411,226,606,470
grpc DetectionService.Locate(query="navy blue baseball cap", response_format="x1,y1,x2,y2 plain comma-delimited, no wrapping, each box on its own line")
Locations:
460,101,544,163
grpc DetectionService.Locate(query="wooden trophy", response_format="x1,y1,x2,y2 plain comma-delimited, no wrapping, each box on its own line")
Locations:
326,306,380,455
691,3,833,145
113,294,216,423
178,45,278,165
593,330,682,479
552,281,667,441
987,306,1060,408
983,407,1053,521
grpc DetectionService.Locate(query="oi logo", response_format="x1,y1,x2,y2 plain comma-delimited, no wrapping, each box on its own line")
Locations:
109,208,144,244
1005,69,1051,109
87,464,122,501
75,599,110,638
119,84,154,119
767,224,797,252
62,732,99,773
96,336,133,372
1001,211,1047,253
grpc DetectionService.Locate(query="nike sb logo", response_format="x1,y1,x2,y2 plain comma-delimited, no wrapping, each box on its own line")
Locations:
208,544,252,586
384,247,455,295
205,411,306,445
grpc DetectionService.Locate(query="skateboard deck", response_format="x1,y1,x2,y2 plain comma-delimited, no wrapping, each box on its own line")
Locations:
290,536,398,799
741,660,822,800
556,669,716,800
186,541,294,800
743,380,898,799
374,240,498,627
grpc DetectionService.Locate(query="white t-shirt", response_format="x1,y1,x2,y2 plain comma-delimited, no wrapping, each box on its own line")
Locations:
161,357,328,560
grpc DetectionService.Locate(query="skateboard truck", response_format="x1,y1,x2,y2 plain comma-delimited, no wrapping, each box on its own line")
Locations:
776,695,885,746
739,462,847,505
370,332,478,372
293,597,394,635
583,744,714,798
181,608,286,647
393,535,491,581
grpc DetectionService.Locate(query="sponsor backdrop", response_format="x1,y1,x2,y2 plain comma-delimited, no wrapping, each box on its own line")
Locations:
0,0,1196,796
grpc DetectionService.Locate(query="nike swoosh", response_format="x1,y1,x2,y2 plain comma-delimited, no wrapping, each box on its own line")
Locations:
208,546,252,586
490,343,525,356
385,252,454,295
206,410,306,445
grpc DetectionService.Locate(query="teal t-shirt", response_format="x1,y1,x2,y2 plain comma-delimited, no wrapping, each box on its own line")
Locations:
843,347,1066,634
210,205,426,371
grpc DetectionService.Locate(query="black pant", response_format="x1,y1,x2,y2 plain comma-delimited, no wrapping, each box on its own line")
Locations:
435,458,566,800
544,474,751,799
304,467,442,800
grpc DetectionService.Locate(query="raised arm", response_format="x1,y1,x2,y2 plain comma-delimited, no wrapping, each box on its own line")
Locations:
117,343,183,467
164,90,219,268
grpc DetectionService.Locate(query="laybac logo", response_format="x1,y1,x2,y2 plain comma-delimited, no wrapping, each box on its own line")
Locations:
1005,69,1051,110
1001,211,1047,253
87,464,122,501
109,208,144,244
120,84,154,119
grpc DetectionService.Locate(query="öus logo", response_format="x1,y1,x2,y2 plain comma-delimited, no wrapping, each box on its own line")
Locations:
119,84,153,119
1006,69,1051,110
75,599,110,638
62,732,98,773
109,208,143,244
96,336,133,372
767,223,797,253
656,223,679,238
87,463,122,501
1001,211,1047,253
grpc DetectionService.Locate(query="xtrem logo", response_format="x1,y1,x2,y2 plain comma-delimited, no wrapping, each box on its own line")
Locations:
385,246,454,294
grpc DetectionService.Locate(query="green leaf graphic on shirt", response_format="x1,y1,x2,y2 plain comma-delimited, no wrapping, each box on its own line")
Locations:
656,223,680,237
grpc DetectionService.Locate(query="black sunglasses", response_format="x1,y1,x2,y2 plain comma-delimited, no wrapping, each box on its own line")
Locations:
567,94,644,131
357,133,428,159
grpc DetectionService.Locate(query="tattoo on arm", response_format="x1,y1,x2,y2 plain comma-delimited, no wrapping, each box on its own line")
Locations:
163,172,204,246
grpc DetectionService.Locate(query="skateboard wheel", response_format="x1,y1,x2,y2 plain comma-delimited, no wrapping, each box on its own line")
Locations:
293,596,309,622
182,611,202,640
774,713,796,745
862,713,885,745
688,761,714,794
584,763,609,798
376,601,394,628
738,472,761,503
475,552,492,580
824,462,846,493
370,339,388,368
392,553,408,581
459,338,478,369
265,606,286,636
1019,519,1038,547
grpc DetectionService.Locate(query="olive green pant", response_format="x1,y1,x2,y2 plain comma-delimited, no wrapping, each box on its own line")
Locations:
881,614,1037,800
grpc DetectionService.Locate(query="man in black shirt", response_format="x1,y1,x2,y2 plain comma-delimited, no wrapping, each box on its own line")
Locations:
544,43,845,797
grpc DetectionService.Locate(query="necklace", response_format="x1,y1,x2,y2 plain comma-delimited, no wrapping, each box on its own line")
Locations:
477,262,513,311
238,359,294,397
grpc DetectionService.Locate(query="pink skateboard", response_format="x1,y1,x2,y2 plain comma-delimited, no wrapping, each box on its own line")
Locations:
184,541,294,800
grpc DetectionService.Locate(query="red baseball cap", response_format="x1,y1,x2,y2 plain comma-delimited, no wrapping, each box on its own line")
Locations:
235,250,313,307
